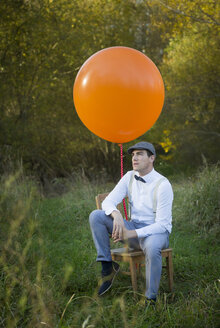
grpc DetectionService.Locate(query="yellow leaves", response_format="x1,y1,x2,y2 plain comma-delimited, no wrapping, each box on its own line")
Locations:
160,130,176,153
166,84,171,91
71,17,76,28
163,130,170,136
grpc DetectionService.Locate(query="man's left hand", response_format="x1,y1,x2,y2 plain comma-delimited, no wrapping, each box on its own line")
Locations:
113,227,137,243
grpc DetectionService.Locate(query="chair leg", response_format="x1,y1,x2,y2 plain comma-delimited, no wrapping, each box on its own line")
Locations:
138,263,142,275
166,252,174,292
129,258,138,293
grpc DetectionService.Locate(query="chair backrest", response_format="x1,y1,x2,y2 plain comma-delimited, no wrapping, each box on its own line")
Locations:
96,193,123,212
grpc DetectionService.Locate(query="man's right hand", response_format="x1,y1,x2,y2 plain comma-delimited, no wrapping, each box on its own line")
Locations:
111,210,125,242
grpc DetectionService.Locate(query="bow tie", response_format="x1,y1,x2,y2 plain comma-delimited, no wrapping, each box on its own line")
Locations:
134,175,146,183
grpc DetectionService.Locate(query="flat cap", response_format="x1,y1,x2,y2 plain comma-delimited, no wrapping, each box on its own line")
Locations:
127,141,156,156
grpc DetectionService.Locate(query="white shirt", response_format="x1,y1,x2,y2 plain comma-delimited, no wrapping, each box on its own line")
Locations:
102,168,173,238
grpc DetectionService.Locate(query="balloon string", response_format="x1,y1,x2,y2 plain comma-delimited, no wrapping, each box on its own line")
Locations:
119,143,128,220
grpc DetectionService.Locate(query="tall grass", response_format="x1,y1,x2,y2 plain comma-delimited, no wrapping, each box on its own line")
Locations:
0,171,54,327
173,163,220,238
0,165,219,327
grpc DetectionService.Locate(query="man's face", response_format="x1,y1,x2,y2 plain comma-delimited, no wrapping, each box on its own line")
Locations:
131,149,154,176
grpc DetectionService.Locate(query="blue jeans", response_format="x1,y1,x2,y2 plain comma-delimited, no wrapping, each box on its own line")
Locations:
89,209,169,299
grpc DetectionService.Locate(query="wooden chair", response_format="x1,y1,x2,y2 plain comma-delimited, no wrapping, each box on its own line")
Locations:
96,193,174,293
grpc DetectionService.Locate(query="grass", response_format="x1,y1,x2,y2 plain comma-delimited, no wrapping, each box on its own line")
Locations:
0,165,219,327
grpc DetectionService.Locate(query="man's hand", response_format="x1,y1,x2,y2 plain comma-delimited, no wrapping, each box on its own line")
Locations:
122,227,138,241
111,211,138,243
111,210,125,242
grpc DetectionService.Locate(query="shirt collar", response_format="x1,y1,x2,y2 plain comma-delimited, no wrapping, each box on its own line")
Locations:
136,168,155,183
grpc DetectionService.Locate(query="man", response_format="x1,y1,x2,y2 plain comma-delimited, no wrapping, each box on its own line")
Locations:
89,141,173,303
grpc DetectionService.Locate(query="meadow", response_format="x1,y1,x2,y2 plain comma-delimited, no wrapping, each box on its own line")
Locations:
0,164,219,328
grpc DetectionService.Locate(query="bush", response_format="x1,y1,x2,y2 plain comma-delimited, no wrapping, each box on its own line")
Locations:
173,163,220,238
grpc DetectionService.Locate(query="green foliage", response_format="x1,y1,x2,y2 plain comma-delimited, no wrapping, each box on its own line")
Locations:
160,20,220,165
0,167,219,327
137,0,220,168
173,163,220,238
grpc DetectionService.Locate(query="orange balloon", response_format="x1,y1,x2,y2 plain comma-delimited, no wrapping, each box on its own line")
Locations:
73,47,164,143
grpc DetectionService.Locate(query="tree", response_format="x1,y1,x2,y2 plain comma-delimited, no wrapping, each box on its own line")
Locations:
160,22,220,165
0,0,173,179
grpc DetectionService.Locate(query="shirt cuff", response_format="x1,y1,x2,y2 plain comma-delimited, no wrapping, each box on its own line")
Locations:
135,228,148,239
135,223,166,238
104,208,120,216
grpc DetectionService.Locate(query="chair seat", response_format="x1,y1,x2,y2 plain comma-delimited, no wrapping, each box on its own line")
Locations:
111,247,172,257
111,247,144,256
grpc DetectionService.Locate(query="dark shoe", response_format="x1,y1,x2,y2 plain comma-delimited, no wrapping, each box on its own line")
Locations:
145,298,156,307
98,261,120,296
